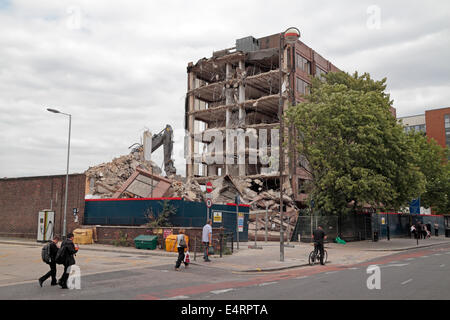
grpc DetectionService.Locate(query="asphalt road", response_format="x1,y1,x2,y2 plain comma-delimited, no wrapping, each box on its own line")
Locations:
1,243,449,300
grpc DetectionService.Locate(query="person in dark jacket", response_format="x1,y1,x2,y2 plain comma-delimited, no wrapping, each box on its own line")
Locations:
38,236,60,287
312,225,327,265
57,233,78,289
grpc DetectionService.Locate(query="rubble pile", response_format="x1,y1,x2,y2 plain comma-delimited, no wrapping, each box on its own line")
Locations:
85,148,162,199
84,149,299,241
170,179,205,202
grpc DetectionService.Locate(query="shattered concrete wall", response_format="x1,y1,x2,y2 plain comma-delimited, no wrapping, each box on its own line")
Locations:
84,148,162,199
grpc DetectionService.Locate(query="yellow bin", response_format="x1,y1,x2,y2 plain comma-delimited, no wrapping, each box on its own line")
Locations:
165,234,189,252
73,228,94,245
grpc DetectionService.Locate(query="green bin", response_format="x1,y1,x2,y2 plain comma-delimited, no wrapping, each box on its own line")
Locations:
134,235,158,250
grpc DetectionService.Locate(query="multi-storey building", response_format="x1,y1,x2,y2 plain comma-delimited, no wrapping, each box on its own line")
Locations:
184,32,339,204
398,107,450,153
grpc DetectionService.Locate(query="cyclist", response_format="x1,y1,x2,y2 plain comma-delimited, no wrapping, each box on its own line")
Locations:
312,225,327,265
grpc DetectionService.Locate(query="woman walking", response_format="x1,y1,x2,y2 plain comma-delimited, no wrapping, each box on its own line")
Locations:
174,229,189,271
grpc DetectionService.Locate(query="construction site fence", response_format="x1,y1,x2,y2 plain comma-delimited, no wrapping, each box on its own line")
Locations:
292,210,447,242
188,231,235,260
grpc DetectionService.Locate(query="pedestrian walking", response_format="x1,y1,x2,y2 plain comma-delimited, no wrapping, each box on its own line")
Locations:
202,219,212,262
415,221,422,239
434,223,439,237
410,225,416,239
174,229,189,271
56,233,78,289
38,236,59,287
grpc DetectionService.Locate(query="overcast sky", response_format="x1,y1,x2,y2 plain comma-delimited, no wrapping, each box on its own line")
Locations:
1,0,449,178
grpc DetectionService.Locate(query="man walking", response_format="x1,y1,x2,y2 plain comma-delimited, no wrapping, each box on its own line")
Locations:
38,236,59,287
434,223,439,237
202,219,212,262
57,233,78,289
312,225,327,265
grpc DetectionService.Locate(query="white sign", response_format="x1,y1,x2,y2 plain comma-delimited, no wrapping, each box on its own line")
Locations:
206,199,212,208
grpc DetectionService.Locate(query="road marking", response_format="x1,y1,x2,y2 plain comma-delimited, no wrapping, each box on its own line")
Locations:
167,295,189,300
325,271,339,275
440,264,445,268
258,282,277,286
295,276,308,280
420,256,429,258
401,279,413,285
434,253,442,256
211,288,234,295
348,267,358,270
384,263,409,268
406,258,415,261
390,261,399,263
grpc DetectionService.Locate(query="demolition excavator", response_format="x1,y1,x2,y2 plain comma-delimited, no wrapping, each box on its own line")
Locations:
129,124,177,176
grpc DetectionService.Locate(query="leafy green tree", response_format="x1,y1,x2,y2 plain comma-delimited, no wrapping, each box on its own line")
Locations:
407,131,449,214
286,71,426,215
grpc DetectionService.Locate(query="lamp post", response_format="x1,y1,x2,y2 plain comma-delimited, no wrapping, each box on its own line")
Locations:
278,27,300,262
47,108,72,239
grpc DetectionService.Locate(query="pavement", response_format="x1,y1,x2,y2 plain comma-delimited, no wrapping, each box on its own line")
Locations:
1,236,450,273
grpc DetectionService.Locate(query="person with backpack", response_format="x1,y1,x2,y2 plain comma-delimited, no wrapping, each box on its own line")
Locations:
56,233,78,289
174,229,189,271
38,236,60,287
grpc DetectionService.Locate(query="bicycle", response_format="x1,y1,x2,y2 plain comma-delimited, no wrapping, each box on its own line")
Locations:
308,244,328,265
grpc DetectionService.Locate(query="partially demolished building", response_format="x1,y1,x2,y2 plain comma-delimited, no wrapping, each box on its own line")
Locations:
185,33,339,206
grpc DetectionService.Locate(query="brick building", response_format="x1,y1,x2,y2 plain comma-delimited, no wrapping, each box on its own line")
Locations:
0,174,86,239
185,32,339,205
398,106,450,154
425,107,450,151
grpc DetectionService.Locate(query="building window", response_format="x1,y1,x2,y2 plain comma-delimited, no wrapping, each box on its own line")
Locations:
296,77,310,95
296,54,311,74
445,114,450,148
298,178,306,194
404,124,426,134
315,66,327,80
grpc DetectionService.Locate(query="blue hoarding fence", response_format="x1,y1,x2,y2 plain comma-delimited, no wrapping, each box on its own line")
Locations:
84,197,250,241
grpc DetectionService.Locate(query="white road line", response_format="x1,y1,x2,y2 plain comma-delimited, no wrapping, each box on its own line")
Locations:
258,282,278,286
401,279,413,285
384,263,409,268
325,271,339,275
440,264,445,268
390,261,399,263
434,253,442,256
168,295,189,300
348,267,359,270
295,276,308,280
211,289,234,295
406,258,415,261
420,256,429,258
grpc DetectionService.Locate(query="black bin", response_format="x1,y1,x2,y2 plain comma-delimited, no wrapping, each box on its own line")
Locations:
373,231,379,242
445,229,450,238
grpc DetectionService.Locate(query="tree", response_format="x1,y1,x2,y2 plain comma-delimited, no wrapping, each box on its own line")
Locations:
407,131,449,214
145,200,177,227
286,71,426,215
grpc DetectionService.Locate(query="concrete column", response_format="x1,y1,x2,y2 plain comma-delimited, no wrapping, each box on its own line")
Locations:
187,71,196,178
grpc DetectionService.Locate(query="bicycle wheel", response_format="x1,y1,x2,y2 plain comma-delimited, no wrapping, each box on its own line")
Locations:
308,251,315,265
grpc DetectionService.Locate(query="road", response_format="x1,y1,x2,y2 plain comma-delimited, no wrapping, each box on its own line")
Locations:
0,243,449,300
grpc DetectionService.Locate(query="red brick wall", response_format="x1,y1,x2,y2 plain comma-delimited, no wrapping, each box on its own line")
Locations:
0,174,86,239
426,107,450,149
95,226,224,252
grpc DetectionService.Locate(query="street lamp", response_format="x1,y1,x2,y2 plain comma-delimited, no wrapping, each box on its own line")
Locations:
279,27,300,262
47,107,72,239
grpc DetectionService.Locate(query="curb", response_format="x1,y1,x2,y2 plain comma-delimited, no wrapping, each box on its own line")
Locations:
364,242,450,252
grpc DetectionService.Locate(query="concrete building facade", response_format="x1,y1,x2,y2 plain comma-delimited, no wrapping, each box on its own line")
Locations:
184,32,338,204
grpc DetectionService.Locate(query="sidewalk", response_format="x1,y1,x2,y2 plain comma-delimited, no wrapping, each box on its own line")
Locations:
1,236,450,273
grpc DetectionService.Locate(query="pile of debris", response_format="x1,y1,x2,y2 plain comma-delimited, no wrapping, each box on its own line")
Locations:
85,147,162,199
85,149,299,241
